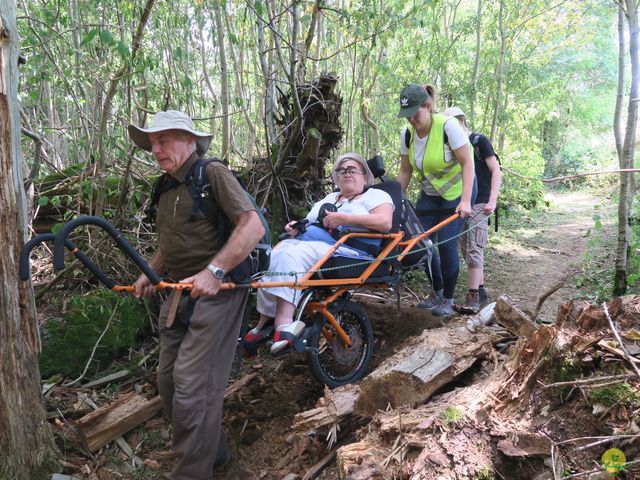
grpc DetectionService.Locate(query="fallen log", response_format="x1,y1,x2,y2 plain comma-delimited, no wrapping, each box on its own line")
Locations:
494,295,538,338
74,392,162,452
354,323,493,417
293,320,493,432
292,385,360,432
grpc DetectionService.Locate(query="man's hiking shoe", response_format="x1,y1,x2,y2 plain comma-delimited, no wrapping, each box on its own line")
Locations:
464,290,480,312
416,292,444,311
214,431,230,471
432,300,454,317
270,321,305,354
479,286,489,309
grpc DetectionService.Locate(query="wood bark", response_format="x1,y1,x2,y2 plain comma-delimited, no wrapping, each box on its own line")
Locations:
292,321,493,433
0,3,58,476
614,0,640,295
493,295,538,338
354,324,492,417
74,393,162,452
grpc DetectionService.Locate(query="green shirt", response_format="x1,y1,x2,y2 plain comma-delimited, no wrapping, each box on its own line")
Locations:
155,153,255,279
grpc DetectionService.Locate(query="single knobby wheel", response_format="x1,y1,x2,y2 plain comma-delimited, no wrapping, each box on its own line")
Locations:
306,301,373,388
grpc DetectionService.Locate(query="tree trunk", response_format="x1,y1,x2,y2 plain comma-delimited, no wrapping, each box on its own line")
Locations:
359,42,384,157
223,12,258,161
212,0,230,161
94,0,155,216
614,3,625,163
490,0,506,143
469,0,482,128
0,3,59,477
614,0,640,295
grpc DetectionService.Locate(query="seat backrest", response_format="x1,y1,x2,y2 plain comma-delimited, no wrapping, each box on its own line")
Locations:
368,180,402,234
369,180,432,270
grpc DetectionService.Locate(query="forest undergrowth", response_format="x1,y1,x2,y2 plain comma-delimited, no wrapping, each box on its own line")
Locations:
36,186,640,479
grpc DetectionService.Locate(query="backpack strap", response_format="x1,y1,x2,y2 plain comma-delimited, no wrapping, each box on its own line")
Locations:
145,173,181,227
186,158,232,241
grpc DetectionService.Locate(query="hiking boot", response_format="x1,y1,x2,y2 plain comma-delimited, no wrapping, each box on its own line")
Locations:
478,286,489,308
464,290,480,312
432,299,454,317
416,291,444,311
214,431,230,471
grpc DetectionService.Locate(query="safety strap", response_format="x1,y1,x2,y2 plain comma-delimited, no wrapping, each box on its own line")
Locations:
305,222,382,256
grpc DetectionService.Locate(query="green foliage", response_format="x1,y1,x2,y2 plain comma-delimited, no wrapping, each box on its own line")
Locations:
440,406,465,426
474,466,495,480
589,383,640,408
39,291,147,378
16,0,622,284
574,204,616,302
627,199,640,291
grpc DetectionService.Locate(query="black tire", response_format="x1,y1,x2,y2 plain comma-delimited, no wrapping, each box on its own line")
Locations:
306,301,373,388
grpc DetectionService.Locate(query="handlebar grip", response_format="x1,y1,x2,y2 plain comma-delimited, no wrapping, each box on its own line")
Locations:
53,216,162,285
20,233,116,289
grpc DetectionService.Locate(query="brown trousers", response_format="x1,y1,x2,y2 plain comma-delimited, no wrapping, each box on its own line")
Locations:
157,289,247,480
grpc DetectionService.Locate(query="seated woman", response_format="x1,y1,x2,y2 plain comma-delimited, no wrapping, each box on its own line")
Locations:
249,153,394,354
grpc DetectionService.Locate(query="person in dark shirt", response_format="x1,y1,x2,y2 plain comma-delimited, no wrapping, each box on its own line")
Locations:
443,107,502,311
129,110,264,479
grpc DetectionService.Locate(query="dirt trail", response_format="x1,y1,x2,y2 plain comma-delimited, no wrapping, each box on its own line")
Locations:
53,189,618,479
483,189,614,322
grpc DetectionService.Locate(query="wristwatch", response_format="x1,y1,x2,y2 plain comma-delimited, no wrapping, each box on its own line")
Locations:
206,264,225,280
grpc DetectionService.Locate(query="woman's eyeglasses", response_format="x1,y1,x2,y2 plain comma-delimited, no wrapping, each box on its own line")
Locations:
335,167,365,177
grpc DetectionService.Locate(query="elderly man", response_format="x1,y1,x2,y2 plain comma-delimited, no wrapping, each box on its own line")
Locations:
443,107,502,311
128,110,264,479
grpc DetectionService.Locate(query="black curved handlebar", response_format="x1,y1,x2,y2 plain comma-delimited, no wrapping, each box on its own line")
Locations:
52,216,162,285
20,233,116,289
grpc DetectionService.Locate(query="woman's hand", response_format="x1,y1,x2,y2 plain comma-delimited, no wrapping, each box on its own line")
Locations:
284,220,301,237
322,211,345,230
456,200,472,218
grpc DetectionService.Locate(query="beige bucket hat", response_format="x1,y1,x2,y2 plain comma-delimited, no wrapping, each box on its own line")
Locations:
128,110,213,154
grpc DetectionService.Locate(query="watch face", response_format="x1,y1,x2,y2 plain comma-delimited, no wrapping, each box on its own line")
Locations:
208,265,224,279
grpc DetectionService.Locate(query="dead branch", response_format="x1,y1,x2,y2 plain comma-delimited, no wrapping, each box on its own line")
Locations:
574,434,640,451
604,302,640,379
531,281,564,322
541,374,636,389
503,167,640,184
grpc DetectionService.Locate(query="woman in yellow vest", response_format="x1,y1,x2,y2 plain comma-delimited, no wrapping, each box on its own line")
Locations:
397,84,476,317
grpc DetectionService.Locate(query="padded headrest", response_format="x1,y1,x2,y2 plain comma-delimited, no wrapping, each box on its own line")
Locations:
367,155,385,179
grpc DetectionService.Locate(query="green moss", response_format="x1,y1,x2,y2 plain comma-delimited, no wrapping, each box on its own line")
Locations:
39,291,147,378
589,383,640,407
474,466,495,480
440,406,465,426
